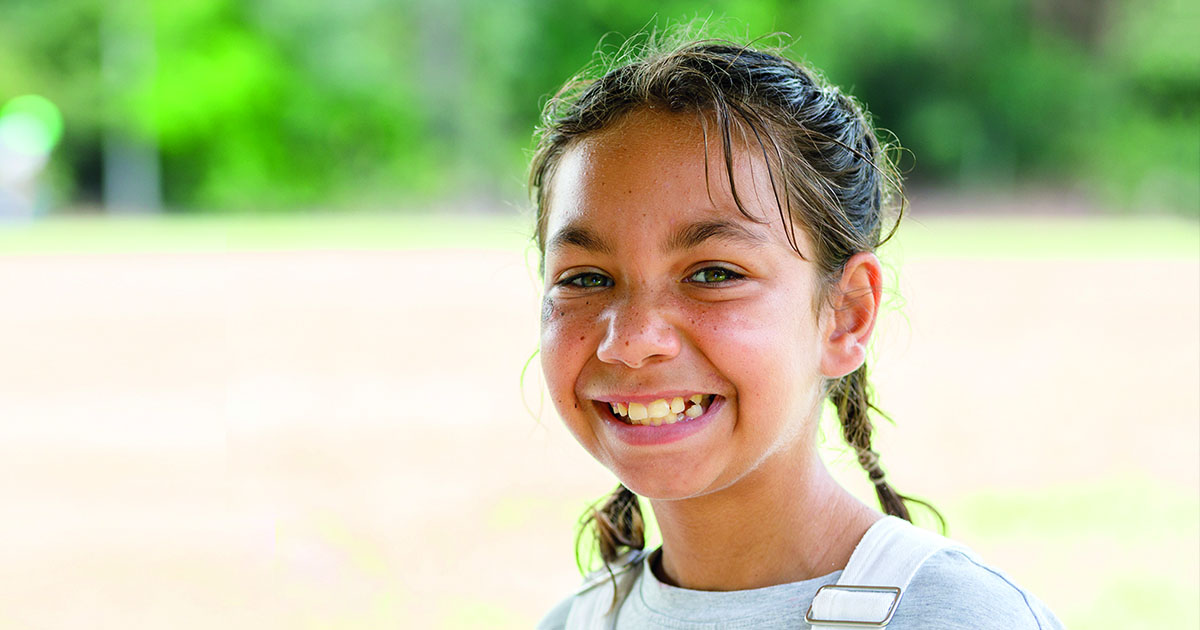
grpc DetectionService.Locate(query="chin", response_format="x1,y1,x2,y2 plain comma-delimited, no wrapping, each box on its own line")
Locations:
613,463,724,501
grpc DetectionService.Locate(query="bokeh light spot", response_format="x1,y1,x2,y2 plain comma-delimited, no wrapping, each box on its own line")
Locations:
0,94,64,156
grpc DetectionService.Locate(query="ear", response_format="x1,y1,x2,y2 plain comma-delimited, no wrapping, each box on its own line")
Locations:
820,252,883,379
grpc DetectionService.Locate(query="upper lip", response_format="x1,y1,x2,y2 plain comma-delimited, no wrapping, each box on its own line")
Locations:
590,392,714,404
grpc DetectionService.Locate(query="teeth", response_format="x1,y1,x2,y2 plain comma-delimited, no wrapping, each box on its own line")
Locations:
608,395,713,426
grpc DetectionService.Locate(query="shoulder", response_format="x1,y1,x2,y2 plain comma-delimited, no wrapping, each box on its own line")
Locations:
536,550,648,630
894,547,1065,629
535,593,573,630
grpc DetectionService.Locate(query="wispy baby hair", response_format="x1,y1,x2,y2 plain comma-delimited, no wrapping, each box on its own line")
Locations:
530,33,939,571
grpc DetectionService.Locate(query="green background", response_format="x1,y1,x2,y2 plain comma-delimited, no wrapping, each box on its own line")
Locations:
0,0,1195,215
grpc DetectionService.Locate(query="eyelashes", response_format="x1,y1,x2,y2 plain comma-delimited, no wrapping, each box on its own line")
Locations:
555,266,745,290
685,266,744,284
559,272,613,289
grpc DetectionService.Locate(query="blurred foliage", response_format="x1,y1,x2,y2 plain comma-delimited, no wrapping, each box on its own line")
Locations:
0,0,1195,213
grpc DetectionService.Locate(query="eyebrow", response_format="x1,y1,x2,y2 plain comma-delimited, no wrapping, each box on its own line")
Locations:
547,218,768,255
665,219,769,251
546,224,614,255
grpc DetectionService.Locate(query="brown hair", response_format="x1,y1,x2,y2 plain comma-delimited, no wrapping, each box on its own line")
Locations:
530,35,941,572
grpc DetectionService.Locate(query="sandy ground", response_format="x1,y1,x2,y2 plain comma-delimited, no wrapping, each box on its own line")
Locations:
0,239,1196,628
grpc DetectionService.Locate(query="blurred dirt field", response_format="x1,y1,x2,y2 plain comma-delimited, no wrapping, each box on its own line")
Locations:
0,214,1197,629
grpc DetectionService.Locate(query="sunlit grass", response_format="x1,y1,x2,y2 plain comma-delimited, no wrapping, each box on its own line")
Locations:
893,214,1198,260
951,479,1198,630
0,210,1195,258
0,211,532,254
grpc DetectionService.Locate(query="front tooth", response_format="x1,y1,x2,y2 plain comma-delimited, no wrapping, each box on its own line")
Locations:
670,397,684,413
647,399,670,418
689,394,703,404
685,403,703,418
649,416,663,426
674,413,684,422
617,402,628,416
627,402,648,421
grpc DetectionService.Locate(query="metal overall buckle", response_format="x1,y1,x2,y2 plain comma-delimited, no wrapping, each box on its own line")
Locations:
804,584,902,627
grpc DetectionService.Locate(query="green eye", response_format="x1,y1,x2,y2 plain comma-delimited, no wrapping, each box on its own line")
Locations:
688,267,742,284
565,273,611,288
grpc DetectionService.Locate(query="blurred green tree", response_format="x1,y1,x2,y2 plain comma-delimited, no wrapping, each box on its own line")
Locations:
0,0,1193,213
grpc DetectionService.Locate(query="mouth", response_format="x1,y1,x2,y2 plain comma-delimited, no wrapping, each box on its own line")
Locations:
596,394,718,426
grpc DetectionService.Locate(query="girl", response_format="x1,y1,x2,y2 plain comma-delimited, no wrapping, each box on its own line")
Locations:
530,37,1064,629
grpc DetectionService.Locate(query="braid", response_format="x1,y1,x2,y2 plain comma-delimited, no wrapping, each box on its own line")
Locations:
576,484,645,572
831,363,946,532
574,484,646,612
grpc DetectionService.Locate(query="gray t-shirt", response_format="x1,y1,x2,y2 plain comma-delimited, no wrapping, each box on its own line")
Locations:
537,547,1065,629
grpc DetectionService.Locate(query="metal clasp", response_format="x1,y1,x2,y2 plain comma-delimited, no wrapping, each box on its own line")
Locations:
804,584,902,627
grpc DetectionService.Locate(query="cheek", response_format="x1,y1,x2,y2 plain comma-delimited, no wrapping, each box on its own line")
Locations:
687,296,822,398
688,298,812,355
539,297,599,400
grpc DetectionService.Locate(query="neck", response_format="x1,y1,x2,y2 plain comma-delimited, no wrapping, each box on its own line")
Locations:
648,448,881,591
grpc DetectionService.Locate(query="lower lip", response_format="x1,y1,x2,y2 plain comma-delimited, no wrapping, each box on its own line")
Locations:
597,397,725,446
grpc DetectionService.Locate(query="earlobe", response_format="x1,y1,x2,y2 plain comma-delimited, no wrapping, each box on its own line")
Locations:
819,252,883,379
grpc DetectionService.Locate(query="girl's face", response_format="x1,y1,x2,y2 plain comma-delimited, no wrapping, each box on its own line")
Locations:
539,108,834,501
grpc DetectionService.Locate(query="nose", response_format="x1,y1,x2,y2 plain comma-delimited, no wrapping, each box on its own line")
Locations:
596,292,681,369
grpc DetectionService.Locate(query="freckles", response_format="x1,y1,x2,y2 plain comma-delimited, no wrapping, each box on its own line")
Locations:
686,303,772,348
543,307,596,355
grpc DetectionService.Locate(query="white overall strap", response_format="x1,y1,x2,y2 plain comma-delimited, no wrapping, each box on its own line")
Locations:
565,550,646,630
807,516,962,629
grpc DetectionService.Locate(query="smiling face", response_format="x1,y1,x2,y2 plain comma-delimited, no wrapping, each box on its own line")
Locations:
539,107,835,501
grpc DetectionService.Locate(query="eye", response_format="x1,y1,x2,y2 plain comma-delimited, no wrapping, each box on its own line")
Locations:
686,266,744,284
559,272,612,289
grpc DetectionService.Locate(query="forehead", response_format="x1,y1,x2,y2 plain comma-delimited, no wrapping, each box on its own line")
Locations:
544,107,798,249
